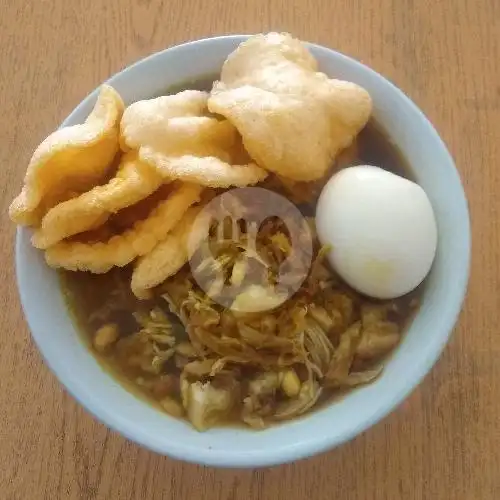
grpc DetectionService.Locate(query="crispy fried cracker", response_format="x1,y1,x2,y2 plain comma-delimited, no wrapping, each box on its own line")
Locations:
131,205,209,298
10,85,124,225
139,148,267,188
32,152,164,249
208,33,372,181
120,90,210,151
45,183,203,273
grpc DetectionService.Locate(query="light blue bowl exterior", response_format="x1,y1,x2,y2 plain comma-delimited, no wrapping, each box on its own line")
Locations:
16,35,470,468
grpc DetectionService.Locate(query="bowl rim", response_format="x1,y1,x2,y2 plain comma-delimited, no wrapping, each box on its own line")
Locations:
15,34,471,468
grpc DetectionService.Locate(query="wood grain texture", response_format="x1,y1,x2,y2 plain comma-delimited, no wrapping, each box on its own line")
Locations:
0,0,498,498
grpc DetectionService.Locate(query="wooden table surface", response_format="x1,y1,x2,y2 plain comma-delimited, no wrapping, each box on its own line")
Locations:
0,1,499,499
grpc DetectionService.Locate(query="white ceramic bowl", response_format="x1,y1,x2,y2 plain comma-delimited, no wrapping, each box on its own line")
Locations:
16,35,470,468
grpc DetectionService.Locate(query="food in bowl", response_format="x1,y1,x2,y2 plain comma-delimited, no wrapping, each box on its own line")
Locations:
316,165,438,299
10,33,438,432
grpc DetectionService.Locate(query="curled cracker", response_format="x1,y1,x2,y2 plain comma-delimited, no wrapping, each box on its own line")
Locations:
131,116,238,159
32,152,164,249
120,89,259,188
45,183,203,273
139,147,267,188
10,85,124,225
207,33,372,181
131,205,210,298
120,90,210,151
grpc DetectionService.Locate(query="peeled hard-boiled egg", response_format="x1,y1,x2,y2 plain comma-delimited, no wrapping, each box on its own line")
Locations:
315,165,437,299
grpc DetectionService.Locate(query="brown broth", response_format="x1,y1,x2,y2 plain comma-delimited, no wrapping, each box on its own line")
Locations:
60,79,422,427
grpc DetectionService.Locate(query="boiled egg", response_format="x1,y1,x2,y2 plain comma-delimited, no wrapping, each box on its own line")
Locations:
315,165,438,299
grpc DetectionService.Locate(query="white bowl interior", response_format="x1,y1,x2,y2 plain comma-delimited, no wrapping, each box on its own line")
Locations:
16,36,470,468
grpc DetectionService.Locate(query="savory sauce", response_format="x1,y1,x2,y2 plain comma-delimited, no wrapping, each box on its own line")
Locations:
60,110,422,428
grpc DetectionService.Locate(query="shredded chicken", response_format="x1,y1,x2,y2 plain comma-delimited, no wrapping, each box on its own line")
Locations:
75,204,416,431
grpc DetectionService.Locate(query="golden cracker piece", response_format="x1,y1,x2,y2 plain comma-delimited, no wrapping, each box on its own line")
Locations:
139,147,268,188
120,90,210,151
32,152,164,249
121,89,264,188
131,205,209,299
10,85,124,226
45,183,203,273
208,33,372,181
